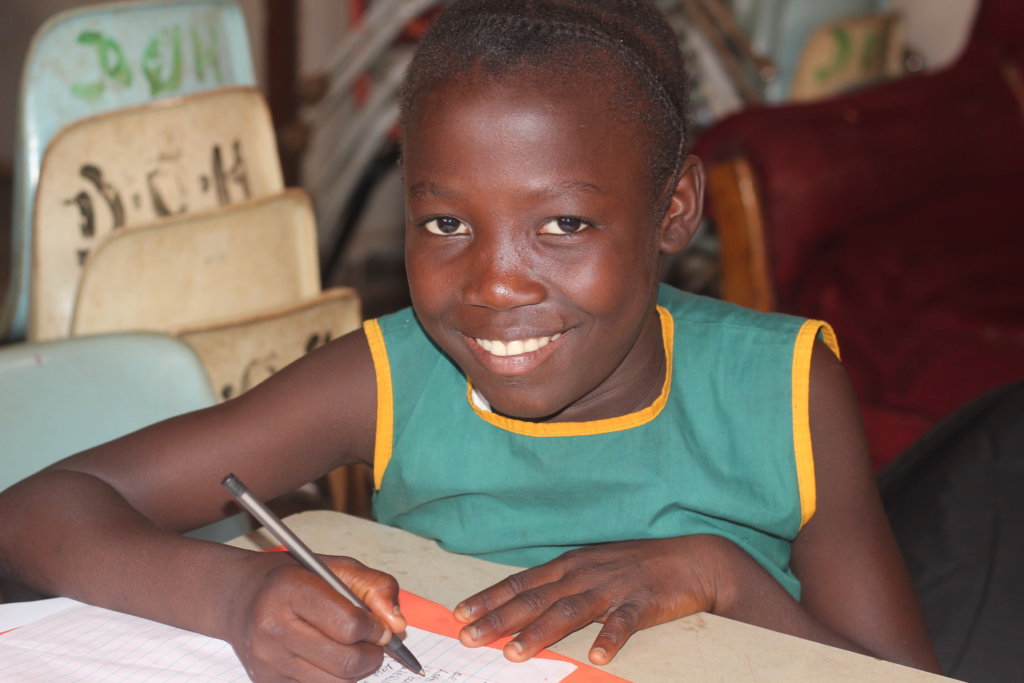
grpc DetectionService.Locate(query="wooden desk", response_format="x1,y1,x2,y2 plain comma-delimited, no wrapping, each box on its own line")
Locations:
229,510,955,683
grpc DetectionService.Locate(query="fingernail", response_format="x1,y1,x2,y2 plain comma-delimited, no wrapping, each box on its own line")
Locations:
465,626,481,642
393,605,403,617
455,602,475,619
591,646,608,664
378,629,393,646
506,641,523,656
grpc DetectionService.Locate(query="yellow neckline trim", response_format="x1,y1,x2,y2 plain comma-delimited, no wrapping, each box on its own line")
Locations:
466,306,674,437
791,320,840,529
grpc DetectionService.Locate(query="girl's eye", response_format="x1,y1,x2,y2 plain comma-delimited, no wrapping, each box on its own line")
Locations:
539,217,591,235
423,216,468,235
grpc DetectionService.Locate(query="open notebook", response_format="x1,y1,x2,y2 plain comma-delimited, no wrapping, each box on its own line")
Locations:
0,590,629,682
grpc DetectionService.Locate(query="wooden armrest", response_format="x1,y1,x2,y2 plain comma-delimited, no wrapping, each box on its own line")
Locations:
706,157,775,312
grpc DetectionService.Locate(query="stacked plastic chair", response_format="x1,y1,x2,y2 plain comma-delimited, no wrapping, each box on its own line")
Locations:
29,86,284,342
2,0,365,519
12,0,362,403
2,0,257,343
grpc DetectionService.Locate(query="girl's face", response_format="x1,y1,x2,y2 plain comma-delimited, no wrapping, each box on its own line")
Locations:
403,68,697,422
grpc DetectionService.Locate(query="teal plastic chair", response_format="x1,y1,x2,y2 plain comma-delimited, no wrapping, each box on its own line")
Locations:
1,0,256,342
0,332,249,542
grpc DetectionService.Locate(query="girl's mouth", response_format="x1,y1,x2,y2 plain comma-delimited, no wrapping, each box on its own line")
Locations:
473,333,563,357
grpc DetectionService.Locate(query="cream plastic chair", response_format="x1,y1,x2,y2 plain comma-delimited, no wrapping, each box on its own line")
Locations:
70,191,368,516
70,189,317,336
180,288,366,514
29,86,283,341
177,287,362,401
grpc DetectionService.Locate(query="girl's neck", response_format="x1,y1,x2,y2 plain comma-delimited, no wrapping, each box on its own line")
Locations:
528,305,668,424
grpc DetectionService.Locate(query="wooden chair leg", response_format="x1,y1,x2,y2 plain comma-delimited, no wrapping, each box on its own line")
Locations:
326,463,375,519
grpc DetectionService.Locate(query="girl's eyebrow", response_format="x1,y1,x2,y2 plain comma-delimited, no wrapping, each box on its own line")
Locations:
408,181,458,199
407,179,604,200
537,180,605,198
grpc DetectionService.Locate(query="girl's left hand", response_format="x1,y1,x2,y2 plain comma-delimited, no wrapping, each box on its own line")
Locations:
452,535,731,665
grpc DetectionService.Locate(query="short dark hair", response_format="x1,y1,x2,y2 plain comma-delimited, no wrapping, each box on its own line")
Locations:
400,0,691,203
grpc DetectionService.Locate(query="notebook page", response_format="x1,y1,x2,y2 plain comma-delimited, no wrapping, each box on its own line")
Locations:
0,596,77,633
0,600,576,682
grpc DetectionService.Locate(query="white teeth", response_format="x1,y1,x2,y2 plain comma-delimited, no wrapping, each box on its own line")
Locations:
474,333,561,357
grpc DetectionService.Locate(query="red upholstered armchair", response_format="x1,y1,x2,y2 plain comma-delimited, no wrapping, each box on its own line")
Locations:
692,0,1024,471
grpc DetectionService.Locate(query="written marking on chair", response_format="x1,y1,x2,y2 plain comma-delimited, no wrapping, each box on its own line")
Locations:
71,19,226,103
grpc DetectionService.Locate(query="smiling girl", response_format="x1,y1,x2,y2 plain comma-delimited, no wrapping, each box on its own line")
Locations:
0,0,940,679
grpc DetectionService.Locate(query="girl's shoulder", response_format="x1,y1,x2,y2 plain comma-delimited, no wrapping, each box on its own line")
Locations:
657,284,812,335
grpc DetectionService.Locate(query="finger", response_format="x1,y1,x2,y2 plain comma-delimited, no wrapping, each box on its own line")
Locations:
253,650,377,683
281,619,385,682
588,602,646,665
323,556,407,635
289,568,392,649
459,581,565,647
501,591,609,662
455,566,557,624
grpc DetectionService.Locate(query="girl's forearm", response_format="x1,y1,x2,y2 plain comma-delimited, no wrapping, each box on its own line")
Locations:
709,538,872,657
0,469,280,642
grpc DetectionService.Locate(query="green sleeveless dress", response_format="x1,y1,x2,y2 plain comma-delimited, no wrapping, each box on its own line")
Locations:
366,285,838,598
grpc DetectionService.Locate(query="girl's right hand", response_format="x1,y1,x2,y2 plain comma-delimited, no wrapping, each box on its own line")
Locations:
228,554,408,682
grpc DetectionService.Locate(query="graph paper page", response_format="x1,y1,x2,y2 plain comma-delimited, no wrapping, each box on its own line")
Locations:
0,599,577,682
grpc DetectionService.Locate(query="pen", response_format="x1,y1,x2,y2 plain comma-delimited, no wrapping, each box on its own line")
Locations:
221,473,425,677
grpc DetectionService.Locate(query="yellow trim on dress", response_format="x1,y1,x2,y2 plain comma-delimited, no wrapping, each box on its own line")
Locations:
465,306,674,437
364,319,394,490
791,320,841,529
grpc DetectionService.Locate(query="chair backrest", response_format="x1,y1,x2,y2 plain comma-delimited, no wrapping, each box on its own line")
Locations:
970,0,1024,62
0,331,250,541
728,0,888,101
878,381,1024,681
3,0,256,342
693,45,1024,309
789,11,904,101
178,287,362,401
71,189,320,337
0,332,215,491
29,86,282,341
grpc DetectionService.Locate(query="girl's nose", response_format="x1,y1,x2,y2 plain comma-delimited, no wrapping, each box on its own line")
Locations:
462,238,545,310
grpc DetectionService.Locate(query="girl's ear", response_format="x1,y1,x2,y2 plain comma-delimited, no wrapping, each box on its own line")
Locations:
658,155,706,254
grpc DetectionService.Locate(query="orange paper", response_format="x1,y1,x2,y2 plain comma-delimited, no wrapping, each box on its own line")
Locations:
262,544,631,682
396,589,630,682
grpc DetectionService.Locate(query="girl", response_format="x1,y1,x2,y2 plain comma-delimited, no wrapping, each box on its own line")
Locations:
0,1,940,680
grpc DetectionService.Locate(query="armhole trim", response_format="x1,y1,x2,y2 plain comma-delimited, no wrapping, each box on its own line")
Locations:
792,319,840,529
364,319,393,490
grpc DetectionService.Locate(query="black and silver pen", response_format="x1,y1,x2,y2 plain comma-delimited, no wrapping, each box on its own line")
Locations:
221,473,425,676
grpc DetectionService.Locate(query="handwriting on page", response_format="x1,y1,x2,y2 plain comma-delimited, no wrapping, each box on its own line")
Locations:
0,600,576,682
